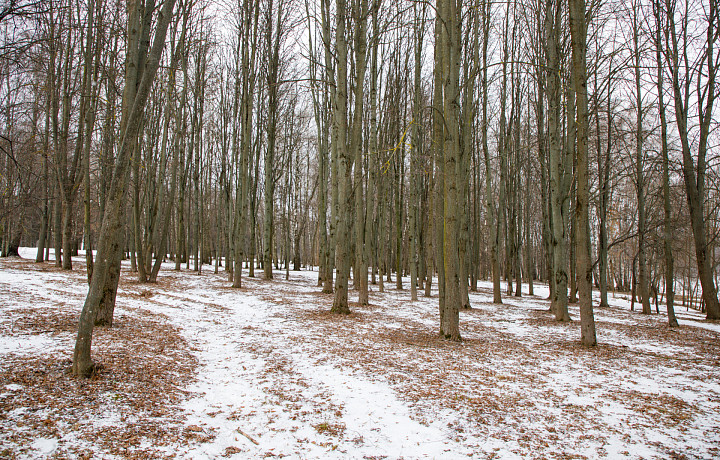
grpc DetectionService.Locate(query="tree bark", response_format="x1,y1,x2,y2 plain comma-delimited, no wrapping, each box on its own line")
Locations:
432,6,445,322
321,0,337,294
409,2,425,303
438,0,461,341
569,0,596,346
547,0,571,321
331,0,351,314
596,54,612,310
263,0,284,281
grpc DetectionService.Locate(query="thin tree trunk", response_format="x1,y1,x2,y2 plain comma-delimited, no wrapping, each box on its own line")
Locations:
321,0,337,294
263,0,284,280
458,3,477,309
353,0,369,306
409,2,425,303
632,1,651,315
365,0,380,293
525,105,534,296
547,0,571,321
36,93,51,263
596,55,612,310
433,6,445,321
499,4,511,298
483,0,501,304
331,0,351,314
653,0,678,327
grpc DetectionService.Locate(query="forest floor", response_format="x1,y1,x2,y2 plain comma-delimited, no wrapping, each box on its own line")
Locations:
1,249,719,459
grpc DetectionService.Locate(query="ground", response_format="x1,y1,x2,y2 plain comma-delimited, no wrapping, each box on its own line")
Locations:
1,249,719,459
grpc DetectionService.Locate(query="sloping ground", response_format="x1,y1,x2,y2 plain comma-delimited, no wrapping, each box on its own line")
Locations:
1,249,718,459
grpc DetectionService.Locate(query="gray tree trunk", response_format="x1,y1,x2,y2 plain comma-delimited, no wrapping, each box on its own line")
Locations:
595,53,612,310
36,91,51,263
321,0,337,294
409,2,426,303
263,0,284,280
365,0,380,293
432,7,445,321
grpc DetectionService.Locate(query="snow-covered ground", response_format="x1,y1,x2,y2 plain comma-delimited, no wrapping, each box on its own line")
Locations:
1,248,719,459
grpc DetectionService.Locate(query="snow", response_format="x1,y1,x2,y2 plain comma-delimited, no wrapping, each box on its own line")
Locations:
2,248,720,458
31,437,58,455
132,270,473,458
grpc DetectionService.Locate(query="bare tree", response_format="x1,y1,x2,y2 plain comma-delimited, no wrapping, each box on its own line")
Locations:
546,0,571,321
331,0,351,314
352,0,369,305
630,0,652,314
438,0,461,340
73,0,177,378
483,0,501,304
263,0,289,280
569,0,596,346
662,0,720,320
652,0,678,326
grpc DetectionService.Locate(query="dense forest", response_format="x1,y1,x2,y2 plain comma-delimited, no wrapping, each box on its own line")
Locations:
0,0,718,377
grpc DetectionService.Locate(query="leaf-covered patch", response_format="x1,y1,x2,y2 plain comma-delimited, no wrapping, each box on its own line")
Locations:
0,259,199,458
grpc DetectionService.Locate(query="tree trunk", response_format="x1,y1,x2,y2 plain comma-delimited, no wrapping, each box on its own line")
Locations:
632,1,651,315
365,0,380,294
263,0,283,281
409,3,425,303
322,0,337,295
596,57,612,310
438,0,461,341
653,0,678,327
82,0,101,283
665,0,720,320
483,0,501,304
458,3,477,309
433,7,445,322
73,0,176,378
547,0,571,321
331,0,351,315
36,96,51,263
352,0,369,306
569,0,596,346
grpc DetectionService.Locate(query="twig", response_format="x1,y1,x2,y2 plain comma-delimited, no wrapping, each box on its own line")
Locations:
237,428,259,445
